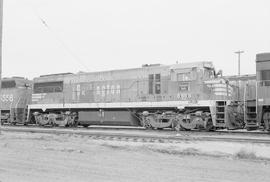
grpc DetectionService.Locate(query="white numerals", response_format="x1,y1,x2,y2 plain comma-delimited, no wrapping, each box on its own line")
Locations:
1,94,14,102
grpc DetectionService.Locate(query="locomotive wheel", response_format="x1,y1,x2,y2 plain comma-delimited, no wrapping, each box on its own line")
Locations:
48,114,57,126
67,116,76,127
171,119,177,131
10,121,17,125
171,117,182,131
179,116,196,130
263,111,270,131
142,117,153,129
36,115,49,126
192,117,204,130
204,117,215,131
72,120,78,127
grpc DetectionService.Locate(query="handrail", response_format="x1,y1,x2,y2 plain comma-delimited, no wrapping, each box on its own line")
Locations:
256,81,258,114
243,83,247,122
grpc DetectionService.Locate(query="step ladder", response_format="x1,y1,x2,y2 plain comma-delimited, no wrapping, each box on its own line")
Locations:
245,100,258,130
215,101,226,127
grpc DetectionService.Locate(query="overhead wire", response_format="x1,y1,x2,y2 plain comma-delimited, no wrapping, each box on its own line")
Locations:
22,0,90,72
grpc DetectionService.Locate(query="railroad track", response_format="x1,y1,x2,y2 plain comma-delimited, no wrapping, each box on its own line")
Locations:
1,123,270,138
1,125,270,144
2,122,270,134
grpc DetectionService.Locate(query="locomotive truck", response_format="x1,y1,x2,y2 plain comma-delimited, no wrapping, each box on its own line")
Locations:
26,61,241,130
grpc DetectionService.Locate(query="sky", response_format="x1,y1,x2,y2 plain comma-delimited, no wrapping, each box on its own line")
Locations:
2,0,270,79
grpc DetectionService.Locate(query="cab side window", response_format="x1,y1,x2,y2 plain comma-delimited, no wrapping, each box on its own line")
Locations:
148,74,154,94
1,80,16,89
155,74,161,94
34,81,64,93
261,70,270,86
148,74,161,94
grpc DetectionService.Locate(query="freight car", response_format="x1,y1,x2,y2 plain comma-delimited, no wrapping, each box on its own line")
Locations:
0,77,32,124
26,61,240,130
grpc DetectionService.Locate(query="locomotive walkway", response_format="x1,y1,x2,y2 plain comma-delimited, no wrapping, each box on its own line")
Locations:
1,125,270,144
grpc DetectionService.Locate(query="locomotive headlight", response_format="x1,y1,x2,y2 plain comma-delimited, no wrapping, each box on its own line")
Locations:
177,106,185,111
33,112,40,116
142,111,149,116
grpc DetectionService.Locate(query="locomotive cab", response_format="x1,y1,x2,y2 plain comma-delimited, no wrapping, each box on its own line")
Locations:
170,62,226,101
0,77,32,124
29,73,77,126
255,53,270,130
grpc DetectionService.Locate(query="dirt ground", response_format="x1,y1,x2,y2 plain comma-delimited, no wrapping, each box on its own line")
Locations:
0,131,270,182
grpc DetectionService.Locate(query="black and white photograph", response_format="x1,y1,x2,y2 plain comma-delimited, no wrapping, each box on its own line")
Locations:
0,0,270,181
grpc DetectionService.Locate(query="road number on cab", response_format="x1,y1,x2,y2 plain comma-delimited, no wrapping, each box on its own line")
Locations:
1,94,14,102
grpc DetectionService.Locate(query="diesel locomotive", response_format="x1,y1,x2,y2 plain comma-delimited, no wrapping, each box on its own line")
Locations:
1,53,270,131
26,61,239,130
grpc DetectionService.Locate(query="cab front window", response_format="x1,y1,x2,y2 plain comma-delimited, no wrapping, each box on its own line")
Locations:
261,70,270,86
177,72,191,81
1,80,16,89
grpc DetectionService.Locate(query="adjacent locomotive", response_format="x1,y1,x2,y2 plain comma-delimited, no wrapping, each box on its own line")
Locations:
244,53,270,130
27,61,238,130
225,52,270,131
225,74,256,130
0,77,32,124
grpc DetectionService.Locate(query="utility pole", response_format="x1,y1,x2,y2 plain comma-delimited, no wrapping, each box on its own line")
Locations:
0,0,3,134
235,50,244,101
235,50,244,76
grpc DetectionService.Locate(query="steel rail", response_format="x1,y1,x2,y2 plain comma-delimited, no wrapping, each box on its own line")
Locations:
1,123,270,136
2,126,270,144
